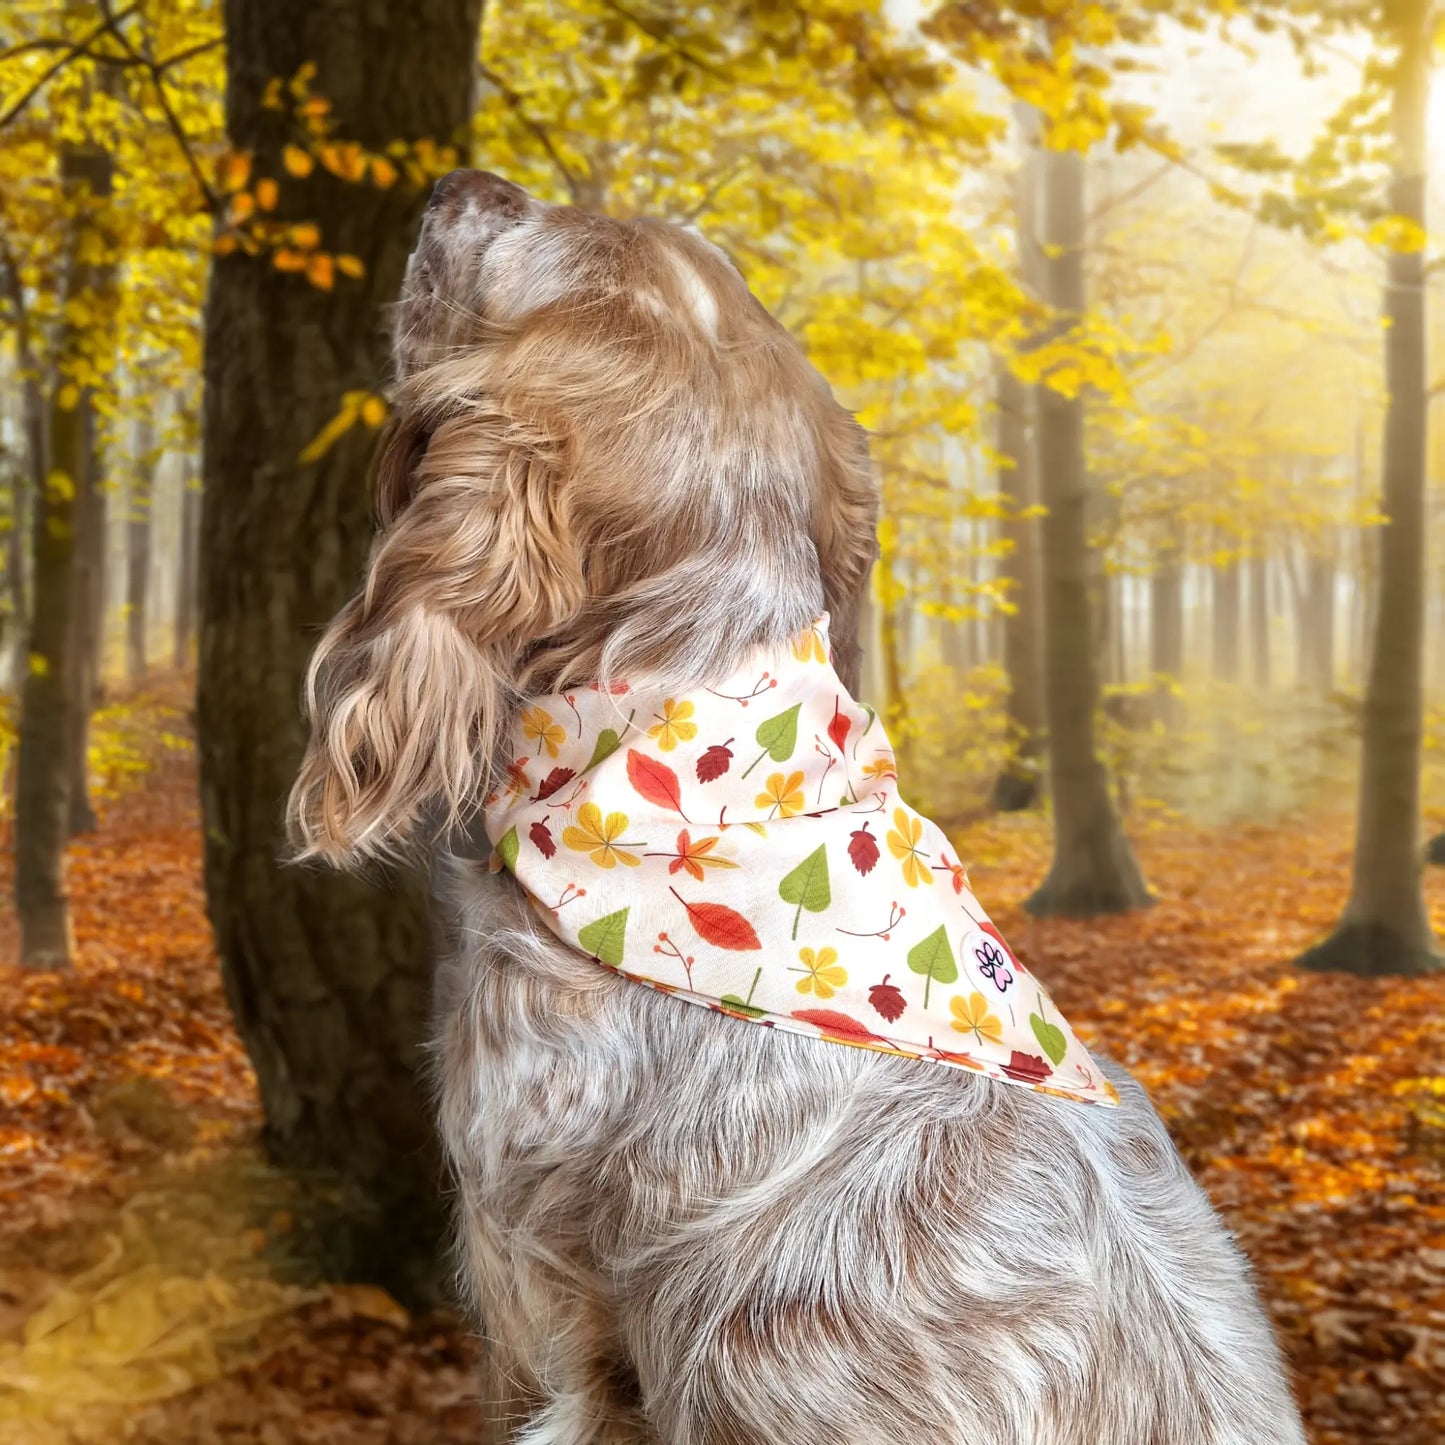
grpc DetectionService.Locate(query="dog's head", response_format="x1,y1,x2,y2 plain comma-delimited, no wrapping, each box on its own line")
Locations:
290,170,879,865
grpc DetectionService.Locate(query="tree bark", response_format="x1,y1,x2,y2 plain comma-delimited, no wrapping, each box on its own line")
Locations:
173,456,199,670
1025,143,1151,917
199,0,485,1300
1151,540,1184,724
126,416,154,679
1300,0,1439,977
1300,545,1336,693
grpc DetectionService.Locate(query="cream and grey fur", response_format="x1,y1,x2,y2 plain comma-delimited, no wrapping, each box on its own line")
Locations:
290,169,1306,1444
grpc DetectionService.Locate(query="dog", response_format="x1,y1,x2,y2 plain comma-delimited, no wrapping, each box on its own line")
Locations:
290,170,1307,1445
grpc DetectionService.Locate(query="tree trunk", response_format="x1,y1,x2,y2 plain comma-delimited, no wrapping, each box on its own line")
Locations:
14,131,115,967
1301,545,1336,693
68,409,104,837
198,0,485,1300
173,457,199,670
1300,0,1439,977
1211,557,1241,683
1025,143,1151,917
1151,541,1184,723
992,117,1045,813
126,417,154,679
1249,551,1270,690
993,363,1044,810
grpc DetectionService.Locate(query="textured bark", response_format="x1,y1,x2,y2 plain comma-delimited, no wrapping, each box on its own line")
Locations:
126,417,154,679
1299,547,1336,694
1025,145,1151,918
173,458,199,670
1301,0,1439,977
1249,552,1271,691
198,0,484,1298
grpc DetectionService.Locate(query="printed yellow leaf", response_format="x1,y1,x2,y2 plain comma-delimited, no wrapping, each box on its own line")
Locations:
793,946,847,999
562,802,643,869
950,992,1004,1046
886,807,932,888
282,144,314,178
520,706,565,758
647,698,697,752
756,770,805,819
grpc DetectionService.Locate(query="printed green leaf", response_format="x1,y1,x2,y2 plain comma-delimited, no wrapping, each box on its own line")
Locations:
577,907,629,967
741,703,802,777
778,844,830,941
1030,1009,1068,1065
495,826,520,873
585,728,625,772
851,703,877,758
720,966,766,1018
906,925,957,1009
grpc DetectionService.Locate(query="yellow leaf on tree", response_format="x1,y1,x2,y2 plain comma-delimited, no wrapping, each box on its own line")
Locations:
289,222,321,250
306,253,335,291
336,254,365,279
28,653,49,677
359,395,389,427
55,386,79,412
228,192,255,224
255,178,279,211
369,157,398,189
272,248,306,273
212,233,238,257
282,145,314,178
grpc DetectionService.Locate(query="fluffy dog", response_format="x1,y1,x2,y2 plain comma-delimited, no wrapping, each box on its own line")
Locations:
290,169,1306,1445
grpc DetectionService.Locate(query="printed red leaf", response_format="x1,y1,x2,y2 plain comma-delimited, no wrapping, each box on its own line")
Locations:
848,824,880,876
790,1008,886,1043
696,741,734,783
1002,1051,1052,1084
534,766,575,802
867,974,906,1023
626,748,687,817
528,819,557,859
670,889,761,950
827,697,851,753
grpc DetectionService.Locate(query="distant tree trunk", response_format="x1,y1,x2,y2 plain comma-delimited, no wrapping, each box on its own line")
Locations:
1025,143,1151,917
993,363,1044,810
992,117,1045,813
67,406,104,836
1301,545,1336,693
15,132,114,968
1212,557,1241,682
126,417,154,679
1249,551,1271,690
198,0,486,1300
173,458,199,669
1151,541,1184,723
1301,0,1439,977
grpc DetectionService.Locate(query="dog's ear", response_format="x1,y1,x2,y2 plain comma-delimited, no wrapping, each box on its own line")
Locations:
288,406,584,865
813,412,880,694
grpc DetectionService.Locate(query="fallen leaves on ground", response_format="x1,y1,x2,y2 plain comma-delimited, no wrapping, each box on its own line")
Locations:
0,680,1441,1442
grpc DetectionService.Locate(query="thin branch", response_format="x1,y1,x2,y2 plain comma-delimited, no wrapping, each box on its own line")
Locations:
476,63,581,201
594,0,733,83
0,2,140,129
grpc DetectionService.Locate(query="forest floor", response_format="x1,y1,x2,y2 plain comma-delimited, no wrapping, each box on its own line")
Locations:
1,676,1443,1444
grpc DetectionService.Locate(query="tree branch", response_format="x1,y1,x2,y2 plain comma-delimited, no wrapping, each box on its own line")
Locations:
0,2,140,129
475,64,582,202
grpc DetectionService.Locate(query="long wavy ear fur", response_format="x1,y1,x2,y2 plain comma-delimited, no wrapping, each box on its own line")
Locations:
288,406,584,866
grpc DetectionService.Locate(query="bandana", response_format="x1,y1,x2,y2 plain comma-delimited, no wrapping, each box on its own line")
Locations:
484,616,1117,1107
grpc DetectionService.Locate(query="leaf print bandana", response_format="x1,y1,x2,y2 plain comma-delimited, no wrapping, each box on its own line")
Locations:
484,616,1119,1107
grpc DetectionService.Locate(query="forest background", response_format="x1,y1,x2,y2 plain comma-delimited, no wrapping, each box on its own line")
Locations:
2,2,1444,1442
